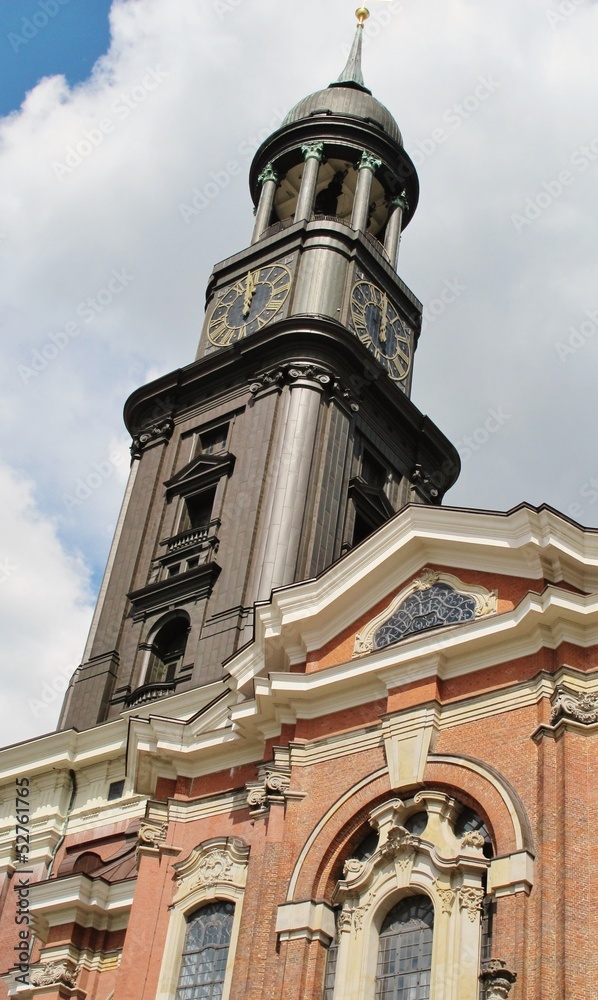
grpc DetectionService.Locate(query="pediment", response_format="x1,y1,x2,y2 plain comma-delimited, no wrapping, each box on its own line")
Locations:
165,451,235,496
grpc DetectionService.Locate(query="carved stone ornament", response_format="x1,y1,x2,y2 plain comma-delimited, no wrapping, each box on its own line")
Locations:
550,686,598,726
246,784,268,811
461,830,486,850
479,959,517,999
249,363,359,412
130,416,174,459
434,879,456,914
458,885,485,922
246,764,292,815
265,768,291,794
194,850,234,887
30,961,77,987
379,826,417,870
343,858,365,879
173,837,249,902
354,568,498,656
138,820,168,851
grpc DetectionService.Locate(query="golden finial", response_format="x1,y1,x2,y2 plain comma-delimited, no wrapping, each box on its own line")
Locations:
356,7,370,25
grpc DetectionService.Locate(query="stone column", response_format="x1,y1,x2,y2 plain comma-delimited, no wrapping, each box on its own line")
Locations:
384,189,408,268
294,142,325,223
479,960,517,998
251,162,279,243
351,150,382,232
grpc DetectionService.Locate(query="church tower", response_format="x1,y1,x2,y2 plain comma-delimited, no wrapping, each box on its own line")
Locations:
5,11,598,1000
59,10,459,732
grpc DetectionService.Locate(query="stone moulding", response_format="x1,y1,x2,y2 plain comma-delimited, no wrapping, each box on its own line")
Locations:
173,837,249,903
353,567,498,656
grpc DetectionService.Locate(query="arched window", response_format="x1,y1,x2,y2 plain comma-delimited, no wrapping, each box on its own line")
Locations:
375,896,434,1000
146,615,189,685
373,582,477,649
175,901,234,1000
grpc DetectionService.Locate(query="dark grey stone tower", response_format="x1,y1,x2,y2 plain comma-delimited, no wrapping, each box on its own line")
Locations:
59,17,459,732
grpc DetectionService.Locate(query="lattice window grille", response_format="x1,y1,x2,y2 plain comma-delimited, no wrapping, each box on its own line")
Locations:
175,901,234,1000
373,582,477,649
374,896,434,1000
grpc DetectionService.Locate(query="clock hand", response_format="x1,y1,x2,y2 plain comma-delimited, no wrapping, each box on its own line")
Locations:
379,294,388,345
243,271,257,318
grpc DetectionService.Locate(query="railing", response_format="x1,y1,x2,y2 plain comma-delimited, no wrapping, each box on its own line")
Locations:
125,681,176,708
165,519,219,554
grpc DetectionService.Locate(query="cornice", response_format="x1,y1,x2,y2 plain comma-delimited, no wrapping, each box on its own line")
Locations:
0,719,127,784
235,503,598,682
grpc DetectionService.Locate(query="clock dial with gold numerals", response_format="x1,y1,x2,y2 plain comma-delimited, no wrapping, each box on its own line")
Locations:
207,264,291,347
350,280,412,382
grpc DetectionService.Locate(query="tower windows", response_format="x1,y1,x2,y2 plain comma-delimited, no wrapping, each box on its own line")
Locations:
145,613,190,685
180,487,217,535
199,422,229,456
175,902,234,1000
375,896,434,1000
344,441,396,550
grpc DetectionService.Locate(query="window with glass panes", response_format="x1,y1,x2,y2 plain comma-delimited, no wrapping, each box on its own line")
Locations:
175,901,234,1000
375,896,434,1000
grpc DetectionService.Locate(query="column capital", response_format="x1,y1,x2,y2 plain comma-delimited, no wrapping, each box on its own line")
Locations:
479,960,517,999
258,162,278,185
390,188,409,211
357,149,382,173
301,141,325,162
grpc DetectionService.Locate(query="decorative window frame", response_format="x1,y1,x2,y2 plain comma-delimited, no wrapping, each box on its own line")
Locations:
329,792,490,1000
353,568,498,656
155,837,249,1000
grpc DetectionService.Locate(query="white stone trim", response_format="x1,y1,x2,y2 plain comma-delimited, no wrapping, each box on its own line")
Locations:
155,837,249,1000
275,899,336,944
330,793,489,1000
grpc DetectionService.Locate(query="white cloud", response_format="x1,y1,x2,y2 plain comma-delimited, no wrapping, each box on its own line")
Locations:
1,0,597,741
0,463,94,745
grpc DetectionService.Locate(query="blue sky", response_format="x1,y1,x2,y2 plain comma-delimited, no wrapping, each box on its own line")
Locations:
0,0,112,117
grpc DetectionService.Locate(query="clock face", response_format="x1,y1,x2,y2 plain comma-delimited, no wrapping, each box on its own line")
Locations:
207,264,292,347
350,281,412,382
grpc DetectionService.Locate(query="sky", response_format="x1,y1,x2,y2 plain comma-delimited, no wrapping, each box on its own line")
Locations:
0,0,597,747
